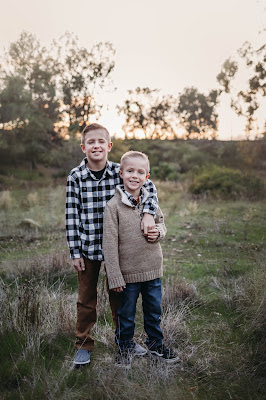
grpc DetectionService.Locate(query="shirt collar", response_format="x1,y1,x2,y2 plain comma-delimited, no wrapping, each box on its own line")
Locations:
80,158,113,181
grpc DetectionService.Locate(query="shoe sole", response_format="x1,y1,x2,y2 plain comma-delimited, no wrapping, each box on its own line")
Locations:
133,350,147,357
73,360,91,369
149,351,180,363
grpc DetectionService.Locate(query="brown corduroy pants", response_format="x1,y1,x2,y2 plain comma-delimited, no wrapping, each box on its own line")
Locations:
75,257,120,351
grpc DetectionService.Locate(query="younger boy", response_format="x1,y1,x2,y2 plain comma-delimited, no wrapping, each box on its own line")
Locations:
66,124,158,368
103,151,179,368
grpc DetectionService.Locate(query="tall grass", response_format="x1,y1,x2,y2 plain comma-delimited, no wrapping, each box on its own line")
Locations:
0,185,266,399
0,190,14,210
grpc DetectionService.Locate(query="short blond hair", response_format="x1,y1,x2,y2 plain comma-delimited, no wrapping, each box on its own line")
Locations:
81,123,111,144
120,151,150,173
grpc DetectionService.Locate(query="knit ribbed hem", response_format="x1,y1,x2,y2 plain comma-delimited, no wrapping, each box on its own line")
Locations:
108,275,126,290
123,268,163,284
156,225,166,241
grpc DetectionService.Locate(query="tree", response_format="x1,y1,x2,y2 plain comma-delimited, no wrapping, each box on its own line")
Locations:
217,41,266,136
117,87,175,139
56,32,115,136
0,31,116,167
176,87,219,139
0,32,60,167
216,58,238,94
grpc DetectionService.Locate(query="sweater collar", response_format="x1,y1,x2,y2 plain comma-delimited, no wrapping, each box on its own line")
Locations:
116,185,149,207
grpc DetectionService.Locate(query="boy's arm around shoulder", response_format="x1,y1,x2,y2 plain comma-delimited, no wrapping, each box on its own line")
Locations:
103,201,126,290
142,179,158,216
141,179,159,235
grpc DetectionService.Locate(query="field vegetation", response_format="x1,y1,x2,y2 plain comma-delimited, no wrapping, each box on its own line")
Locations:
0,166,265,399
1,29,265,400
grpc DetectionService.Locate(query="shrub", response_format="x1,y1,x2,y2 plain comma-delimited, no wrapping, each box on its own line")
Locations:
151,163,181,181
189,166,264,199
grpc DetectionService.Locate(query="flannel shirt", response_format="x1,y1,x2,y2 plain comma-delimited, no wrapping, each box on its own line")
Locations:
66,158,158,261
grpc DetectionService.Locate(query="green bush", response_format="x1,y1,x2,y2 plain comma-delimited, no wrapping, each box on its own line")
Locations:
151,163,181,181
189,166,264,199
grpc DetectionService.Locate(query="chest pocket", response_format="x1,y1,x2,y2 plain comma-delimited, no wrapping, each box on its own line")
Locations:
80,186,93,209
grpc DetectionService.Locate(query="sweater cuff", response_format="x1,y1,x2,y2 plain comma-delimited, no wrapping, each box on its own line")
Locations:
107,275,126,290
156,225,165,241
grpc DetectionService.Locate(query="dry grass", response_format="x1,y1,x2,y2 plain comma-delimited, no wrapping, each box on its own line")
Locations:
1,186,266,399
231,263,266,378
0,250,70,278
1,277,76,335
20,191,39,208
0,190,14,210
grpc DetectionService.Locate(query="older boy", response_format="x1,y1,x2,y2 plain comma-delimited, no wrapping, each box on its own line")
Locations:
66,124,158,368
103,151,179,368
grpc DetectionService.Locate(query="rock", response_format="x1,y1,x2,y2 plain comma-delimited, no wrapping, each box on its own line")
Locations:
19,218,42,229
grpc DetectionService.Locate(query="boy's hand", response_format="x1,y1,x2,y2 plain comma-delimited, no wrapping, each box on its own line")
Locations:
147,227,159,242
112,286,125,292
141,213,155,236
72,258,85,272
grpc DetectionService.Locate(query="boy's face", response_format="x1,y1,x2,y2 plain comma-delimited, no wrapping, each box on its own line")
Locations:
80,129,112,165
119,157,150,196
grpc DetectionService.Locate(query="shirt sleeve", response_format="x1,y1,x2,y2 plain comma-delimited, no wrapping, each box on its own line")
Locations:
103,203,126,290
142,179,158,215
65,174,82,259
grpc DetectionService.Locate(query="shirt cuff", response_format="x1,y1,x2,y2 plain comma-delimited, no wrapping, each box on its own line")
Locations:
70,249,83,259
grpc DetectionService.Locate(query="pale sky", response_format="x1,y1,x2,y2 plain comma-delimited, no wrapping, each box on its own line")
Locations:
1,0,265,139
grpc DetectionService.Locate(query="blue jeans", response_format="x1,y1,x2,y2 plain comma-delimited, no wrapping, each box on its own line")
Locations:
115,278,163,350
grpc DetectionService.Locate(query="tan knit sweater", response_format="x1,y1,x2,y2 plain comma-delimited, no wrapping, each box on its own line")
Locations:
103,185,166,290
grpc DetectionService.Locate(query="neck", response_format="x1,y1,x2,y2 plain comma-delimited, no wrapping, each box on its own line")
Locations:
86,159,106,171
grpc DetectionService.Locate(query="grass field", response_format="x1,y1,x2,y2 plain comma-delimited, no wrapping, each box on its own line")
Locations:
0,181,265,400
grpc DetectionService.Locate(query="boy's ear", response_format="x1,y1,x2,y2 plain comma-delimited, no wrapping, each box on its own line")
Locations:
119,169,123,178
146,173,150,180
80,143,85,153
108,142,113,152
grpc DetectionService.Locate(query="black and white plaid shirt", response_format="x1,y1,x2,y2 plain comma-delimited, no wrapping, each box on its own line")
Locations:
66,158,158,261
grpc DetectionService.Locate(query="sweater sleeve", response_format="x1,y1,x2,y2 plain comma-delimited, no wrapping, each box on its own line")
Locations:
154,206,167,241
103,203,126,290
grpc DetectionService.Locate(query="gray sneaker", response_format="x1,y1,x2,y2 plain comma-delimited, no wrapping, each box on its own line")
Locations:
133,342,147,356
73,349,91,368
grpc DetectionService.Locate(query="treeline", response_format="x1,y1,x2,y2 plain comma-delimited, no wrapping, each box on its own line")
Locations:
1,136,264,199
46,137,265,185
0,32,265,169
111,139,265,199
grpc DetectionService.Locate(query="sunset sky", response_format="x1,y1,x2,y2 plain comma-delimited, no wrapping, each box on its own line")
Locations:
1,0,265,139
